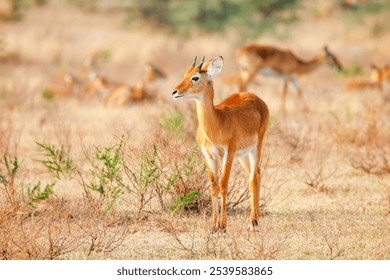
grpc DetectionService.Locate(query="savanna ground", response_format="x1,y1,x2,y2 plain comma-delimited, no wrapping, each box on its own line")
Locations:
0,0,389,260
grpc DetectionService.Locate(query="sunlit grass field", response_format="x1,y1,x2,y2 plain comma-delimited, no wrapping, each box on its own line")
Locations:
0,0,389,259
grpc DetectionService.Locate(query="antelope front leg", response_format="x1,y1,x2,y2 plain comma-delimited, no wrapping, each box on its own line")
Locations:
210,177,219,234
202,148,219,234
218,148,235,235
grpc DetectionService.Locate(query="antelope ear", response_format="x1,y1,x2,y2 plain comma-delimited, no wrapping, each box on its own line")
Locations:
206,56,223,80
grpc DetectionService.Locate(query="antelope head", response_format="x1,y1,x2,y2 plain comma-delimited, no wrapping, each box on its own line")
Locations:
323,45,343,71
171,56,223,102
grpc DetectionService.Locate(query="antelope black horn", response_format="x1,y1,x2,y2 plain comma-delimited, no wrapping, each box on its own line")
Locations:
192,56,197,67
198,56,205,69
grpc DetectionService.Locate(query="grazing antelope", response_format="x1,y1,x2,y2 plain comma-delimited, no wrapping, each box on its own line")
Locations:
77,56,111,99
103,62,166,107
44,73,75,99
172,56,269,235
83,73,110,99
237,44,343,114
345,64,383,91
103,82,149,107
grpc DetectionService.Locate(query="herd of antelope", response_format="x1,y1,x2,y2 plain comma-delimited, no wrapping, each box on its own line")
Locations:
46,44,390,113
45,56,167,106
45,44,390,235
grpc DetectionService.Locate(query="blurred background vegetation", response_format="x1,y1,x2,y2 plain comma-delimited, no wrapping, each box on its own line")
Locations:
2,0,389,38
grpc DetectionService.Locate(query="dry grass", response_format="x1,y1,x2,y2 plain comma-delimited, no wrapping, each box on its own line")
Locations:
0,1,390,260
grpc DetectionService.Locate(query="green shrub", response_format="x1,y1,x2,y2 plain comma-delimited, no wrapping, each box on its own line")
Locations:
160,112,184,139
36,142,74,179
26,181,55,206
85,139,126,214
169,190,201,213
0,155,20,207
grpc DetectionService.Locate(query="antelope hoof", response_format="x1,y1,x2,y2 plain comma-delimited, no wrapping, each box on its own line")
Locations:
249,220,259,232
210,228,228,238
218,228,228,238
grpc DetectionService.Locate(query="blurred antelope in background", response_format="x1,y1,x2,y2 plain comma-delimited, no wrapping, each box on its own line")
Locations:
103,82,149,107
345,64,384,91
78,56,112,99
44,72,76,99
171,56,269,235
237,44,343,114
104,62,166,107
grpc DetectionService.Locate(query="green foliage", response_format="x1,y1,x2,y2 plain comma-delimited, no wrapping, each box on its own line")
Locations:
41,89,55,101
36,142,74,179
0,155,21,207
86,139,125,213
133,0,171,28
0,155,19,187
66,0,99,12
183,144,203,176
160,112,184,139
166,144,206,213
169,190,201,213
339,64,365,78
123,0,299,36
4,155,18,177
98,48,112,62
27,181,55,206
128,144,162,191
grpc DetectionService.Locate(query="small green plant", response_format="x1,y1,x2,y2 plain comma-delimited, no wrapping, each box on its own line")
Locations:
129,144,161,190
97,48,112,62
41,89,55,101
338,64,364,77
86,139,126,214
169,190,201,213
36,142,74,179
161,112,184,139
26,181,55,206
183,144,203,176
166,144,208,213
126,144,165,215
0,155,20,207
0,155,19,183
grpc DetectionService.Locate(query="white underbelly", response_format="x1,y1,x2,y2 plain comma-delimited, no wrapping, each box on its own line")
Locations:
260,67,282,77
235,143,257,158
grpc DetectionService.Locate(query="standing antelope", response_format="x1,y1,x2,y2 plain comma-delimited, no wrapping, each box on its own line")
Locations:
237,44,343,114
172,56,269,235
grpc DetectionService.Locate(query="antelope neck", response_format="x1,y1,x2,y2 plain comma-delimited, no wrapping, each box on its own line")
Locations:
196,81,220,138
296,54,324,74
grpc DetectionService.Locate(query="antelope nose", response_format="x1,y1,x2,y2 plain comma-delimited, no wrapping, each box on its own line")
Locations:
172,90,178,96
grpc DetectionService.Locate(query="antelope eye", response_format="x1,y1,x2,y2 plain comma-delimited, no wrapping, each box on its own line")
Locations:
191,76,200,81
